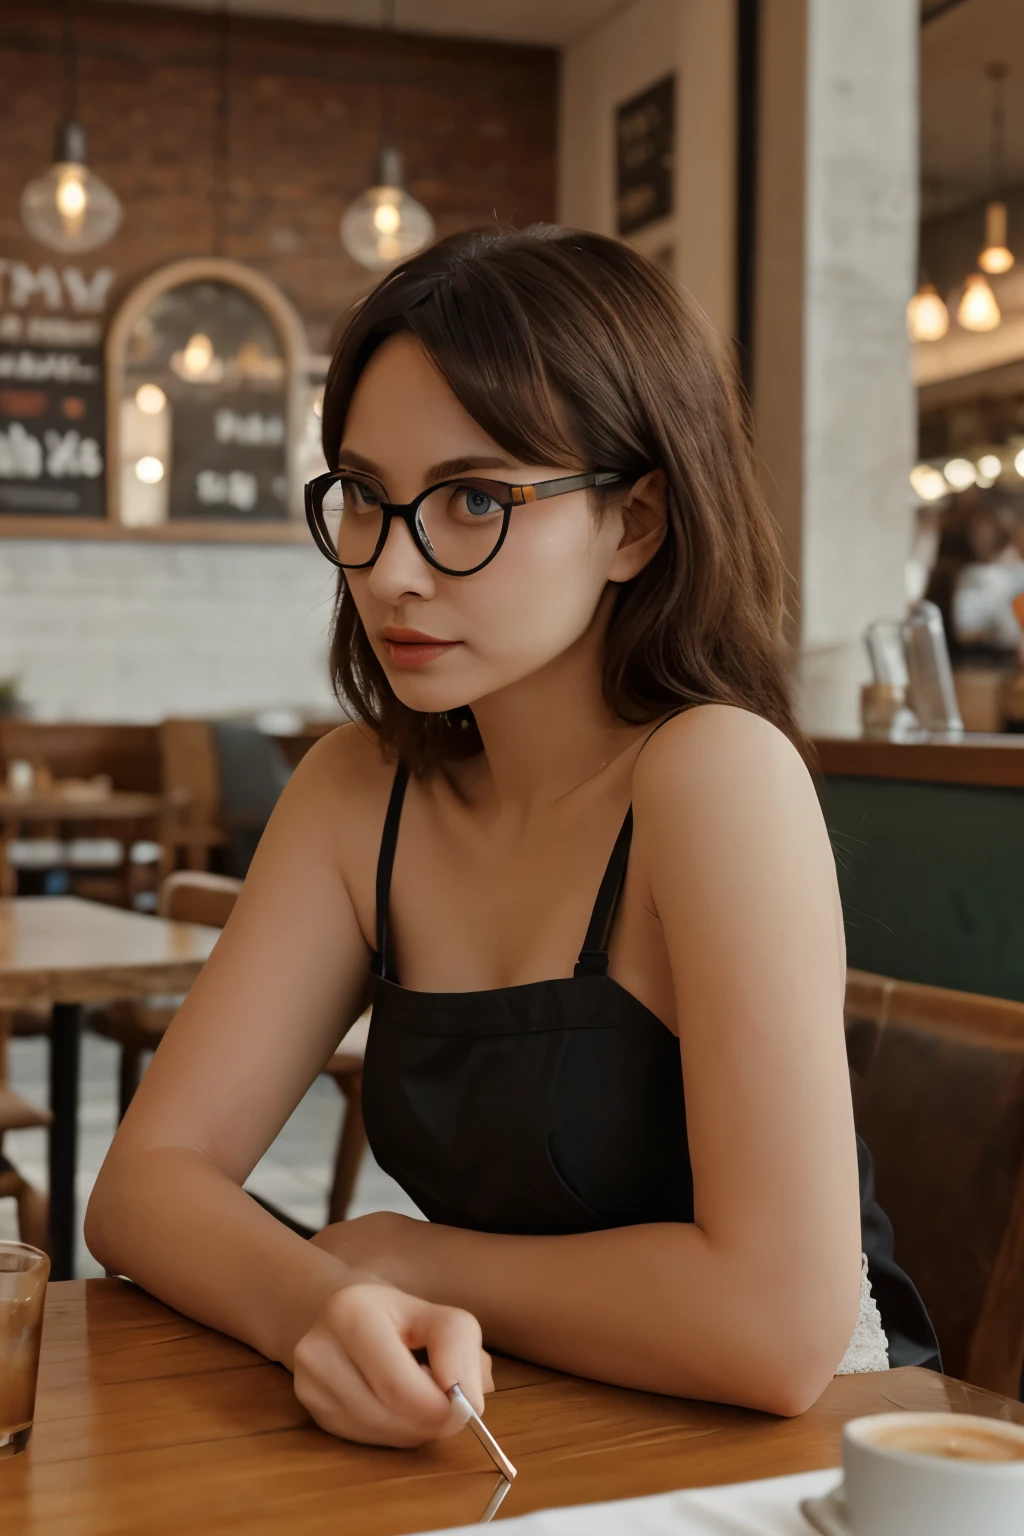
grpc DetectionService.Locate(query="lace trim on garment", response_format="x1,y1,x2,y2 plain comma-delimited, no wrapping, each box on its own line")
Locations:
835,1252,889,1374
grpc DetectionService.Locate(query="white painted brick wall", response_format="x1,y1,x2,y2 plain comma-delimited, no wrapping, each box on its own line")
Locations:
0,540,341,722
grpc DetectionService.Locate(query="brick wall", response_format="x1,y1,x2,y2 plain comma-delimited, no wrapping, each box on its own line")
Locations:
0,2,557,352
0,2,557,721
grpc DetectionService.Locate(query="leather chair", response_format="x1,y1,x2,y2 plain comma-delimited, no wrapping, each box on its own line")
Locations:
845,969,1024,1398
89,871,368,1226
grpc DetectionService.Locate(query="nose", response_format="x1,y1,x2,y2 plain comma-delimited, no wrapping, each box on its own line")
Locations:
367,512,437,603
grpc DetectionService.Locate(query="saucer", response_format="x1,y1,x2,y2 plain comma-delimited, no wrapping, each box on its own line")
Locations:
801,1485,852,1535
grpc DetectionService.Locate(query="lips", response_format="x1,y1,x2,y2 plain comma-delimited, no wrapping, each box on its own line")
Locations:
380,627,461,670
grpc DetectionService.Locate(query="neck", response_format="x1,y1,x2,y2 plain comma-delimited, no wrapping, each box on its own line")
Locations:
466,593,643,812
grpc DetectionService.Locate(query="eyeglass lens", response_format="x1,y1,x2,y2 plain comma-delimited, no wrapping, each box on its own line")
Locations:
318,475,509,572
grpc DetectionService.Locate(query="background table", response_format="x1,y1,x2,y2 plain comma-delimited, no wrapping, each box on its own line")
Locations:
0,789,167,901
0,789,165,824
0,897,219,1279
2,1280,1023,1534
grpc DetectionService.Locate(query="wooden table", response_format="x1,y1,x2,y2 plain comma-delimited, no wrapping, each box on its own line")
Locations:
0,788,166,900
0,898,219,1280
1,1281,1022,1534
0,789,164,825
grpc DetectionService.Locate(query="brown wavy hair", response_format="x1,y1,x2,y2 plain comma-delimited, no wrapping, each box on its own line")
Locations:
322,226,798,773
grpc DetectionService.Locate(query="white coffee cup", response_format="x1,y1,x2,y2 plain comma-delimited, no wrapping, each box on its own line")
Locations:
835,1411,1024,1536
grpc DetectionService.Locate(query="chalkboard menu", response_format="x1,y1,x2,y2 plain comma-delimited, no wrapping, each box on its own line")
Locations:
616,75,676,237
117,277,290,527
0,342,105,517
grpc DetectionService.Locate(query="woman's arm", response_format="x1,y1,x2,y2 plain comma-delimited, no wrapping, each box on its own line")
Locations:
85,729,490,1443
313,707,861,1417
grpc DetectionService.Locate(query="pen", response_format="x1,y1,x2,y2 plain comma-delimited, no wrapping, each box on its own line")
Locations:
447,1383,517,1481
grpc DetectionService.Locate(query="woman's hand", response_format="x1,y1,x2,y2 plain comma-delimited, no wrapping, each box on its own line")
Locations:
291,1280,493,1447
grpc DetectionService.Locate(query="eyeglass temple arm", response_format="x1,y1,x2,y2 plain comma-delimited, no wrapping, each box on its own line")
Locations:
512,471,626,506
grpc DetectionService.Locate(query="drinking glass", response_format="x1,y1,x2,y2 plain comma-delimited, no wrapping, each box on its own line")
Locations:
0,1241,49,1458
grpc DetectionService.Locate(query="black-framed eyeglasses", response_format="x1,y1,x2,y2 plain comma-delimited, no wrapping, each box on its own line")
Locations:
304,468,628,577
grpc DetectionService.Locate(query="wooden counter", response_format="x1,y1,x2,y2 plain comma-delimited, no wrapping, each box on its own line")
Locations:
813,733,1024,789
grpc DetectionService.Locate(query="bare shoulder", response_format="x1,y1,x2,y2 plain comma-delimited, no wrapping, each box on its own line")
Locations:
258,723,399,888
634,703,811,786
286,721,397,813
629,706,842,982
631,704,824,845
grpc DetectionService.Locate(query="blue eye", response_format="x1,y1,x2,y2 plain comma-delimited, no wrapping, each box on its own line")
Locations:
459,486,501,518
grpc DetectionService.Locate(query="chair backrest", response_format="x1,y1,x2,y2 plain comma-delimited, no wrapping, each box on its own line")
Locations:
845,969,1024,1397
212,722,291,879
158,871,243,929
160,719,220,826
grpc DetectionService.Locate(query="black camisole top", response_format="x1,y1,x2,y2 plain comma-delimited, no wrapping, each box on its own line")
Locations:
361,761,940,1372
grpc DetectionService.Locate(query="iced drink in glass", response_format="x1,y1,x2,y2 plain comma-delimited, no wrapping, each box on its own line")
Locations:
0,1241,49,1458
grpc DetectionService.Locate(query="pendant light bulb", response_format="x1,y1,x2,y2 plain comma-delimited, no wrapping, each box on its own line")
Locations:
340,148,435,271
979,199,1014,275
958,272,1002,331
906,282,950,342
20,121,122,254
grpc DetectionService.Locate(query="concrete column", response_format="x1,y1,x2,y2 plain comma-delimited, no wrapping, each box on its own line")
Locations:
754,0,920,735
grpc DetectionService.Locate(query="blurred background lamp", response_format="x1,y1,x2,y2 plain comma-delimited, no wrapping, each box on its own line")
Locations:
135,383,167,415
1015,449,1024,477
20,121,123,255
978,64,1014,276
341,148,435,271
910,464,950,502
182,333,215,378
979,200,1014,275
957,272,1001,331
906,282,949,342
19,0,122,256
943,458,977,491
977,453,1003,480
135,456,165,485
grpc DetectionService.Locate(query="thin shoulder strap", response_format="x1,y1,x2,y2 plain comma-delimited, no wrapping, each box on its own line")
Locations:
372,762,410,982
575,807,633,978
574,708,691,978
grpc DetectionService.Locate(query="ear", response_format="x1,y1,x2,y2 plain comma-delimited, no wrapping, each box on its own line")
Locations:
607,471,668,584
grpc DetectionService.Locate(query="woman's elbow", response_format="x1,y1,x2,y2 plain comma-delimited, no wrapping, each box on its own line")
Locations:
736,1304,860,1418
744,1354,836,1418
83,1158,128,1270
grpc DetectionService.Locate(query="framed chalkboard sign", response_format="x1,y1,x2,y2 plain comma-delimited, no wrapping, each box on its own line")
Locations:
0,257,314,543
0,341,105,518
616,75,676,237
105,258,310,540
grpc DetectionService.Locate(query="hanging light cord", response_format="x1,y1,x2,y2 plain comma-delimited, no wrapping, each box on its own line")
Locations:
380,0,397,162
986,61,1009,195
212,0,230,257
62,0,78,125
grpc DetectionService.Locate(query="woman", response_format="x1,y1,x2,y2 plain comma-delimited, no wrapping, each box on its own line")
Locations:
87,227,937,1449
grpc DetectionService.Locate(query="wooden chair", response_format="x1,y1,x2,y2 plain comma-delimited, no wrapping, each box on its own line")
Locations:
159,720,229,876
845,968,1024,1398
89,871,368,1224
0,1012,51,1252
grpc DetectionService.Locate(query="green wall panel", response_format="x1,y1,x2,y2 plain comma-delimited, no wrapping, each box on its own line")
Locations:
824,775,1024,1002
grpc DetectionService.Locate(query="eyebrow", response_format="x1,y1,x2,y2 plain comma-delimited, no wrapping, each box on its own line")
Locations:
336,449,520,486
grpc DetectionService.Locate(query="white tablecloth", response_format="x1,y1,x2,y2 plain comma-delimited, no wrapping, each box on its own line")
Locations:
419,1467,844,1535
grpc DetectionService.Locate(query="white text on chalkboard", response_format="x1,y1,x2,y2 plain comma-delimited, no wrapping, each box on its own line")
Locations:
0,424,103,480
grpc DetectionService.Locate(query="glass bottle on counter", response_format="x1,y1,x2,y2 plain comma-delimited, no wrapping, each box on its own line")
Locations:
901,600,964,735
